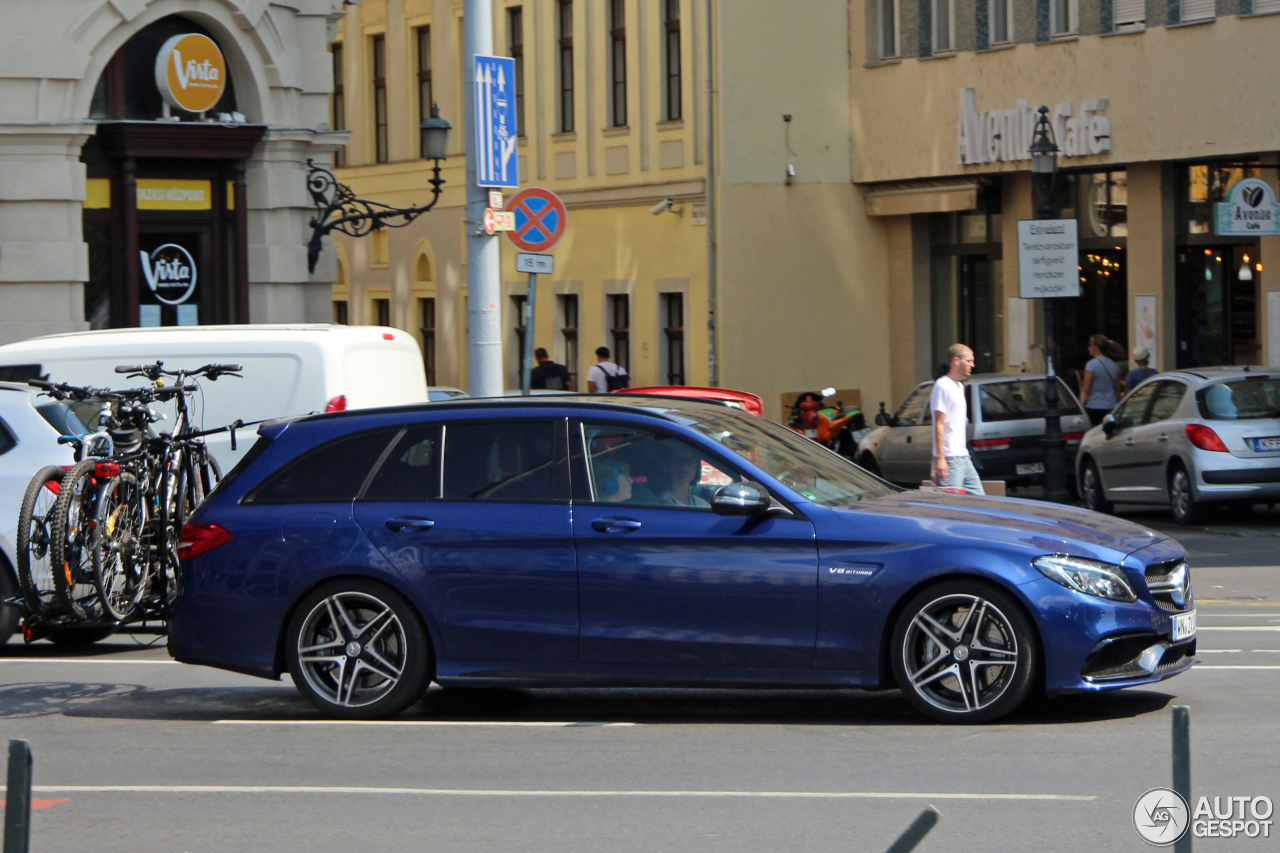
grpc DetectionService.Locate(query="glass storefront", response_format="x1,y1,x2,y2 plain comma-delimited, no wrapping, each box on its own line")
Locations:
930,185,1002,375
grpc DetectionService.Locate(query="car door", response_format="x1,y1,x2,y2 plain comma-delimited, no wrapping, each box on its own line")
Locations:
571,419,819,670
1125,380,1189,497
1093,383,1158,501
877,384,931,484
353,418,579,663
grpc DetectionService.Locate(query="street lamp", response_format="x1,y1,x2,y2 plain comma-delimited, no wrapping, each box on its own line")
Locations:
1029,105,1070,504
306,104,452,273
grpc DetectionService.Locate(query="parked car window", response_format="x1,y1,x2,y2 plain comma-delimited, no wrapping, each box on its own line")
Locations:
582,423,742,508
363,425,442,501
443,421,557,502
1113,384,1157,430
35,401,93,436
0,416,14,456
1197,378,1280,421
894,386,931,426
1147,381,1186,423
245,430,397,505
0,364,42,382
978,378,1082,422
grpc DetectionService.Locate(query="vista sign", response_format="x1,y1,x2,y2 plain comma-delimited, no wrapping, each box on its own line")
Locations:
155,33,226,114
1216,178,1280,236
140,244,198,306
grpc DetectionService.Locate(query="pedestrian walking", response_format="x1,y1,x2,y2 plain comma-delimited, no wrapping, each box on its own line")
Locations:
1123,345,1157,393
530,347,574,391
1080,334,1124,426
931,343,984,494
587,346,629,393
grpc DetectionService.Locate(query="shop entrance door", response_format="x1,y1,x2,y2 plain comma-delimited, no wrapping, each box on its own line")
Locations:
138,226,214,327
958,256,996,375
1176,245,1258,368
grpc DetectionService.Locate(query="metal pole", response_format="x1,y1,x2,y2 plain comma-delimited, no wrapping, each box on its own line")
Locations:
464,0,503,398
705,0,718,387
1036,175,1069,503
4,740,32,853
521,272,537,395
1173,705,1192,853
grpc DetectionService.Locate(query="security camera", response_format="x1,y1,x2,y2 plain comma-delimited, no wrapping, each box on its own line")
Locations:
649,198,676,216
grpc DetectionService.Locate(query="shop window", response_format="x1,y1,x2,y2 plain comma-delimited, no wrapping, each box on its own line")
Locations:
558,294,580,388
372,35,388,164
929,187,1002,375
1112,0,1145,31
417,27,434,158
332,43,346,166
420,297,436,385
1179,0,1215,23
933,0,954,52
989,0,1013,43
507,9,525,137
663,0,682,119
557,0,575,133
608,294,631,371
1050,0,1076,35
660,292,685,385
1183,164,1259,236
609,0,627,127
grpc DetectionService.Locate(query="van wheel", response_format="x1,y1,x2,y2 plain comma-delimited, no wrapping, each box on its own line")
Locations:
859,453,882,477
1081,460,1112,514
1170,463,1204,526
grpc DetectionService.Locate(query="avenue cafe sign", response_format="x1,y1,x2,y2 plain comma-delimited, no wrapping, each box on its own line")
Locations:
154,33,226,114
956,88,1112,166
1216,178,1280,236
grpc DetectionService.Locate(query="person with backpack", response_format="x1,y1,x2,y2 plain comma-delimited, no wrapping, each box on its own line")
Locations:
530,347,574,391
587,346,629,393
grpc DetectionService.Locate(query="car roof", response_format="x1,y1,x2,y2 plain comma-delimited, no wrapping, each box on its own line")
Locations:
917,373,1057,388
1160,366,1280,382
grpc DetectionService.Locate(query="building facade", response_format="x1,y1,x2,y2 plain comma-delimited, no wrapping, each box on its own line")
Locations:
0,0,346,346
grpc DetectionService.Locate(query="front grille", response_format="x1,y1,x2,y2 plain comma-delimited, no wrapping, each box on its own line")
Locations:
1145,560,1192,612
1082,634,1196,681
1157,641,1195,672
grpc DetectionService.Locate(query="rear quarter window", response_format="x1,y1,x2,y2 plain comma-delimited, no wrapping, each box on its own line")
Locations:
978,379,1082,422
244,429,398,505
0,417,14,456
0,365,42,382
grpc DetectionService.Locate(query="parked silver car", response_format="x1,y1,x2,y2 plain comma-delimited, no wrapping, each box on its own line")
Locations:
1077,366,1280,524
859,374,1088,488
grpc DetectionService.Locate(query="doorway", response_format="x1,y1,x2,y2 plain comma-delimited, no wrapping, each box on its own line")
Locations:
958,256,996,375
1176,244,1259,367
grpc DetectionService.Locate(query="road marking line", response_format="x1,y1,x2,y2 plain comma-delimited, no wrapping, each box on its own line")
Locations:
1195,600,1280,606
1196,626,1280,632
28,785,1095,801
1190,665,1280,670
212,720,636,727
0,659,178,665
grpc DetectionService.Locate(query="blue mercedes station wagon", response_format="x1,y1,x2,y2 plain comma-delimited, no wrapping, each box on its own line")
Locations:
168,396,1196,723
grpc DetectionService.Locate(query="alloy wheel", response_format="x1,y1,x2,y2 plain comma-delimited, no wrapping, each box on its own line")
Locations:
900,593,1020,715
295,591,409,709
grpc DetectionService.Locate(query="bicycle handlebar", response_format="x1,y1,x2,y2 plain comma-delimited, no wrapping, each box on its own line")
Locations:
114,361,242,381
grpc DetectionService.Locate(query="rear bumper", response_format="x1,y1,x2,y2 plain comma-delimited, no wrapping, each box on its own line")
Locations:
972,446,1080,484
1201,466,1280,485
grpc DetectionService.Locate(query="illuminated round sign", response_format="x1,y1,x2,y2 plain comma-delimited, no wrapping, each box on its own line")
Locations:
140,244,198,306
154,34,227,114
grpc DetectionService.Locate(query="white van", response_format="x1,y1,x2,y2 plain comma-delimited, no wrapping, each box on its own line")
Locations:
0,324,428,468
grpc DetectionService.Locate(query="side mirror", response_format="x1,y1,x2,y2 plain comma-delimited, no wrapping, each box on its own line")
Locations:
874,412,891,426
711,481,771,516
1101,413,1118,437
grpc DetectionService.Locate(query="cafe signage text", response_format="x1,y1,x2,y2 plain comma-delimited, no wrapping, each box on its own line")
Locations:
1216,178,1280,236
957,88,1112,166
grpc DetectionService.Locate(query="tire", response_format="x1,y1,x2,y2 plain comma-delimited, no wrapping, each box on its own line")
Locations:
16,465,67,617
0,563,21,644
48,626,115,647
1080,459,1112,515
891,580,1040,724
91,472,149,622
286,579,432,720
859,453,882,478
49,460,106,620
1169,463,1204,526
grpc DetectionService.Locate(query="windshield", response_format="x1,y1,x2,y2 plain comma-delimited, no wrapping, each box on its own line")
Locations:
1197,378,1280,420
978,378,1082,422
659,405,896,507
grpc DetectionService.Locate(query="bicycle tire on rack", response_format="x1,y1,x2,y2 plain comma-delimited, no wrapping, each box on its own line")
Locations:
16,465,68,616
49,459,107,621
91,471,149,622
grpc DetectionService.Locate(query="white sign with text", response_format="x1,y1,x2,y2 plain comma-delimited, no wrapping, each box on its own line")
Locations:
1017,219,1080,298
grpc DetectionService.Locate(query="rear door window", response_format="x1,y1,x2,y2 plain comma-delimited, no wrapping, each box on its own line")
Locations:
1197,378,1280,420
442,421,564,502
363,425,442,501
978,379,1082,422
245,429,397,505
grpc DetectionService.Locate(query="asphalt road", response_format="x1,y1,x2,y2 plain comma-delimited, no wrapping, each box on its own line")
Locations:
1,512,1277,852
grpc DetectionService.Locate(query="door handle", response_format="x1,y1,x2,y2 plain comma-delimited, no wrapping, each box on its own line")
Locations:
905,436,912,443
1158,435,1170,442
385,516,436,532
591,517,642,534
1124,439,1136,447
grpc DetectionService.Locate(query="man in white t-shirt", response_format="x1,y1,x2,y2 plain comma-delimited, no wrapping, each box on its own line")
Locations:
930,343,984,494
587,346,628,393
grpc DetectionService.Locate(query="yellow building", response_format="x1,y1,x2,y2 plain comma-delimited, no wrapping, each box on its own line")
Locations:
328,0,880,417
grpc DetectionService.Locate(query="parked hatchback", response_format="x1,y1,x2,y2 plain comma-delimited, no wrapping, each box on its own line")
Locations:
1078,367,1280,524
859,374,1087,488
170,396,1195,723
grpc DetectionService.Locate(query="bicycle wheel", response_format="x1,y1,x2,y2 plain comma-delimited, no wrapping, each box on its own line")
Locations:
91,472,149,622
49,460,106,620
16,465,67,616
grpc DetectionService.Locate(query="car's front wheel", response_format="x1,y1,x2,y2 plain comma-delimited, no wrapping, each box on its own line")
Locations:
1080,459,1112,514
859,452,882,478
286,579,432,719
1169,462,1204,526
891,581,1039,724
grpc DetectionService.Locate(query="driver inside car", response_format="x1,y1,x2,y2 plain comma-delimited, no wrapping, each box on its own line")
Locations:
629,448,709,507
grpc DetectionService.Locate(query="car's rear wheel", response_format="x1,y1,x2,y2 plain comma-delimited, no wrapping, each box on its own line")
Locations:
1169,463,1204,526
891,581,1039,724
1081,459,1112,515
859,453,882,478
286,580,431,719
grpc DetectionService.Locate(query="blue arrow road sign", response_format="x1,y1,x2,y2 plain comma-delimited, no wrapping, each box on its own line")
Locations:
473,55,519,188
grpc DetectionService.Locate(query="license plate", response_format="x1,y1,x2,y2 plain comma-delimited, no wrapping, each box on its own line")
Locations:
1249,436,1280,452
1016,462,1044,475
1171,610,1197,641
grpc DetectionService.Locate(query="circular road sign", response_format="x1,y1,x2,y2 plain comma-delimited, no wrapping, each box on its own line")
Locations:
505,188,568,253
482,207,499,235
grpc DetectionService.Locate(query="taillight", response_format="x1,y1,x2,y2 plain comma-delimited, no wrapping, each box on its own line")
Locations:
325,395,347,412
970,438,1011,450
382,332,395,341
177,522,234,561
1064,432,1084,441
94,462,120,478
1186,424,1229,452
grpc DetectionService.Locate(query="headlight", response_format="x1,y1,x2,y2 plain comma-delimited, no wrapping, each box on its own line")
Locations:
1033,554,1137,602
